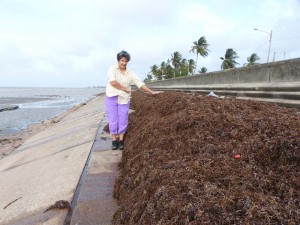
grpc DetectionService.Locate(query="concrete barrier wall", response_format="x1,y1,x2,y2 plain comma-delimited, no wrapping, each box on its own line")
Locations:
269,59,300,82
146,58,300,87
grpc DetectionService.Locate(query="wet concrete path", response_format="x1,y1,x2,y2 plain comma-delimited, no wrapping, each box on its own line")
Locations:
67,115,122,225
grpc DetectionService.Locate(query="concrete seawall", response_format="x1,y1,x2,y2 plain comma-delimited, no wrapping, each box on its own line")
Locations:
147,58,300,86
146,58,300,108
0,95,120,225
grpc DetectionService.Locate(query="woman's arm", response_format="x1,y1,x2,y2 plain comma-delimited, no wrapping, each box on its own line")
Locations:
140,84,157,95
130,72,157,95
108,66,132,93
110,81,133,93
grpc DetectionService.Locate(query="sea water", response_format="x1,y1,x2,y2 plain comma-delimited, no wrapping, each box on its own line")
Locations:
0,87,105,138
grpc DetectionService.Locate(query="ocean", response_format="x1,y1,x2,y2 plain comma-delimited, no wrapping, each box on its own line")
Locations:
0,87,105,138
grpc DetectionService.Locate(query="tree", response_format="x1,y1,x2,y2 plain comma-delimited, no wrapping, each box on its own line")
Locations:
150,64,162,80
171,51,182,78
164,61,174,79
188,59,196,75
179,58,189,77
190,36,210,74
244,53,260,66
160,61,167,78
198,67,208,74
220,48,239,70
144,74,153,82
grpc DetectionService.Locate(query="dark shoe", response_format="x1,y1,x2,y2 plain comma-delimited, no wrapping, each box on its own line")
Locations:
111,141,118,150
119,140,124,150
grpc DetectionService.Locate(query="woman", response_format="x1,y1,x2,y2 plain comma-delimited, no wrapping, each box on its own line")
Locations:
105,50,157,150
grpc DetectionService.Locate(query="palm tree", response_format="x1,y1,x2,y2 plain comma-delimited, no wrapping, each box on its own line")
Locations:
162,59,174,79
160,61,167,79
171,51,182,78
150,64,162,80
164,64,174,79
244,53,260,66
180,58,189,76
188,59,196,75
198,67,208,74
220,48,239,70
190,36,210,74
144,74,153,82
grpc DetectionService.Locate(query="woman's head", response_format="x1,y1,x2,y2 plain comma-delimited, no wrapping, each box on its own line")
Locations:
117,50,131,62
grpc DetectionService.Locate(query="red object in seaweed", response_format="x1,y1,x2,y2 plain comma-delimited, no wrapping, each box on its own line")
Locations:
234,154,241,159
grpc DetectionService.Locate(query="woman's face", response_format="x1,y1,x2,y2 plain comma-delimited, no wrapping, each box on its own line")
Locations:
118,57,128,70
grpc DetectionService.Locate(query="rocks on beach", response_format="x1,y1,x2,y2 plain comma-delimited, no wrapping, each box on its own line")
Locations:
113,91,300,224
0,105,19,112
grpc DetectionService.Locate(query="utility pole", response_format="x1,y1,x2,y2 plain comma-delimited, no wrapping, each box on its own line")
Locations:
254,28,273,63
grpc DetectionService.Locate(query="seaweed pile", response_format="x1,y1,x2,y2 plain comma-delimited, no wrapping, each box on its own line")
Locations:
113,91,300,224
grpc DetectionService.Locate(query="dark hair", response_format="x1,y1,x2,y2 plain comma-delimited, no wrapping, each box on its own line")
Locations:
117,50,131,61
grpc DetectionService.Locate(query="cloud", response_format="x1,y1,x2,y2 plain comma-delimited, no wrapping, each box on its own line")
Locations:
0,0,299,87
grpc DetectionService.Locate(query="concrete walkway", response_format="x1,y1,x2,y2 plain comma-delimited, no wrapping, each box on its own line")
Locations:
68,116,122,225
0,95,120,225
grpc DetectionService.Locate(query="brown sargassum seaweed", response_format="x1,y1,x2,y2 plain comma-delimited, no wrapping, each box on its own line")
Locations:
113,91,300,225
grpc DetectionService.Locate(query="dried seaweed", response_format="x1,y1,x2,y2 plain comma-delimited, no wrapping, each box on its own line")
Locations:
44,200,71,213
103,123,110,133
113,91,300,224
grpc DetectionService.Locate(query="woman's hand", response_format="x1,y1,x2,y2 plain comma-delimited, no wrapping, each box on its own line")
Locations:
140,85,163,95
151,91,163,95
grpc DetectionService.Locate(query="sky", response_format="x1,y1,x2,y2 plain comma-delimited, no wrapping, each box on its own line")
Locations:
0,0,300,87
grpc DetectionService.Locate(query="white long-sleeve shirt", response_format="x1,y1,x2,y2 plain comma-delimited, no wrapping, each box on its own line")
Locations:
105,65,145,104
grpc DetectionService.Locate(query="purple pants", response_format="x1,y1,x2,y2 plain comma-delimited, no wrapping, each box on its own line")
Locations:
105,96,130,135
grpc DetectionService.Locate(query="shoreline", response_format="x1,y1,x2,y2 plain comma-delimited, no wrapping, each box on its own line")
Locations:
0,93,104,160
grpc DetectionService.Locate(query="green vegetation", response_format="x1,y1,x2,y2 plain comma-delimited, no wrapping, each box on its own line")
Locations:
144,37,261,82
190,36,210,74
220,48,239,69
146,53,195,82
198,67,208,74
171,51,182,78
244,53,260,67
